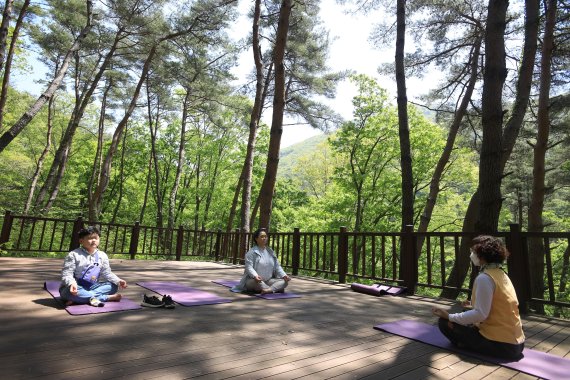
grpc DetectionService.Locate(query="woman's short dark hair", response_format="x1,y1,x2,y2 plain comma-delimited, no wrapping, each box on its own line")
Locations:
252,228,267,242
471,235,509,264
79,226,100,238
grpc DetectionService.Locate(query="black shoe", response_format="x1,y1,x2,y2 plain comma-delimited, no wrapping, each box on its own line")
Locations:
141,294,164,308
162,295,175,309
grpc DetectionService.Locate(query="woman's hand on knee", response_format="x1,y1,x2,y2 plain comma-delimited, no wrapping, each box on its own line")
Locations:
432,307,449,320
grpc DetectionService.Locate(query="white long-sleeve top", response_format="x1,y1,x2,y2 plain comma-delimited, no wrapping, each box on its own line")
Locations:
448,273,495,326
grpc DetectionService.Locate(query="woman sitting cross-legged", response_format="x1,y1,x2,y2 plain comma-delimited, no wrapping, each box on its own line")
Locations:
431,235,525,360
59,226,127,307
232,228,291,294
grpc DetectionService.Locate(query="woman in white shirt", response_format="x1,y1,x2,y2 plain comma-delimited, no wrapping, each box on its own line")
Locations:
432,235,525,360
232,228,291,294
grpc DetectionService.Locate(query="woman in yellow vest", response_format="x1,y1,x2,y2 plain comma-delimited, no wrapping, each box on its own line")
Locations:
432,235,525,360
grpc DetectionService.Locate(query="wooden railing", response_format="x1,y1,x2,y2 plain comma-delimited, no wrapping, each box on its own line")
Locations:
1,210,568,315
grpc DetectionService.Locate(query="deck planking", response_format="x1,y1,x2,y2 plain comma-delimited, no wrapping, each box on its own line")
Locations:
1,257,570,380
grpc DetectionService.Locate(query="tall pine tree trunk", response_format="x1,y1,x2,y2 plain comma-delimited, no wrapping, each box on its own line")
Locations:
258,0,292,230
240,0,264,238
0,0,14,76
110,125,128,224
23,95,54,214
527,0,556,312
395,0,414,230
87,79,111,221
168,90,190,230
475,0,509,233
441,0,539,299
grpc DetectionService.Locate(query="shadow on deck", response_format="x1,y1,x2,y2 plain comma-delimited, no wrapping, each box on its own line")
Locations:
1,257,569,380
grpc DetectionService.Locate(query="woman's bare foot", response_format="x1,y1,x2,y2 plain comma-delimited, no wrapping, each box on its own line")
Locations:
260,288,273,294
107,293,122,302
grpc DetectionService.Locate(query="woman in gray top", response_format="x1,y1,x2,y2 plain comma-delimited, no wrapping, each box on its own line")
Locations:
232,228,291,294
60,226,127,307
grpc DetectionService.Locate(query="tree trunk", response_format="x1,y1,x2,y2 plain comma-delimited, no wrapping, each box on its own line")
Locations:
146,82,164,229
441,0,540,299
87,79,111,221
0,0,14,75
240,0,264,237
203,142,224,229
194,154,202,231
416,36,482,253
0,0,93,153
90,1,233,222
527,0,556,311
475,0,509,234
258,0,292,230
34,28,123,212
139,154,153,224
559,245,570,293
23,95,54,214
395,0,414,230
227,169,244,232
110,124,128,224
227,62,272,233
92,44,159,218
168,90,190,230
250,194,261,231
0,0,29,131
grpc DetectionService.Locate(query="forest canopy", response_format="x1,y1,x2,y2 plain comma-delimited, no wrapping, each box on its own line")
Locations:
0,0,567,238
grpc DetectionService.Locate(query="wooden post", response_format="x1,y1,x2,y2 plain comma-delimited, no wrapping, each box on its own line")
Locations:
292,228,300,275
232,228,240,265
401,225,418,292
175,225,184,261
0,210,13,246
506,223,530,314
338,226,348,283
214,229,222,261
129,222,140,260
69,216,83,251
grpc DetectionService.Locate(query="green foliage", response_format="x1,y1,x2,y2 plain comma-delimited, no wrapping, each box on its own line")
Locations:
279,74,477,233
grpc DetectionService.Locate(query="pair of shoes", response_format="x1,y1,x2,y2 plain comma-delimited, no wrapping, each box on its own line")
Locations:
89,297,105,307
141,294,164,308
162,295,175,309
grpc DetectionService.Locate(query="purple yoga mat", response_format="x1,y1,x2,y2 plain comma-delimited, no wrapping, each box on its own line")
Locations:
374,319,570,380
43,281,142,316
212,279,240,288
351,283,407,296
212,279,301,299
137,281,232,306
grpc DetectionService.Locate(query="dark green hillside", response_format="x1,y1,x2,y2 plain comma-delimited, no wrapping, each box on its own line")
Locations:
279,133,328,178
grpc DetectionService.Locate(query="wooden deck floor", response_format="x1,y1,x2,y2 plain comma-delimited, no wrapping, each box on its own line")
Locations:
1,257,569,380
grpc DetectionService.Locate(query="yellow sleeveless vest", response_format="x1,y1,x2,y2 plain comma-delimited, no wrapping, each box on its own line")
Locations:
472,267,525,344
